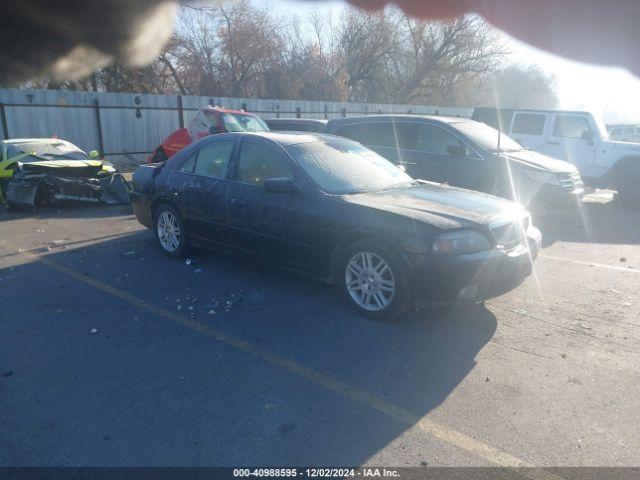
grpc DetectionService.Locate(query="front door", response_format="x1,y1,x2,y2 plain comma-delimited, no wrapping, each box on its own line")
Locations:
541,114,597,175
405,123,492,193
226,138,320,271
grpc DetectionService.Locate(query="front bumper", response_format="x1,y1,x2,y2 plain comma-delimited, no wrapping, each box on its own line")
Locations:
410,226,541,306
527,184,583,212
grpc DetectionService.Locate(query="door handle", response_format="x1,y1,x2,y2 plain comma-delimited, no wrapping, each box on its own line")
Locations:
546,141,560,145
229,198,248,208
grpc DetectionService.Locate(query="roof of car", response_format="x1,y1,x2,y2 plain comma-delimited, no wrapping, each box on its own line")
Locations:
218,131,343,146
198,106,258,115
266,118,328,124
2,138,76,145
326,114,468,129
473,107,592,116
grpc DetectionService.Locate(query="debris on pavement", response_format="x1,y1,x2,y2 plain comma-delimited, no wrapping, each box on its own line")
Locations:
122,251,137,259
90,328,99,334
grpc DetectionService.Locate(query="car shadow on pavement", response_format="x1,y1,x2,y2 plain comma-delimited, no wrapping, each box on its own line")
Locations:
534,201,640,247
0,230,497,466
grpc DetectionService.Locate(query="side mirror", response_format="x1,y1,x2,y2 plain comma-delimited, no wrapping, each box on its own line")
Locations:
89,150,100,158
581,130,594,142
446,144,465,157
209,126,221,135
264,177,299,193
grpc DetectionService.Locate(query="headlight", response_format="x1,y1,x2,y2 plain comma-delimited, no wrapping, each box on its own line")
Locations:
431,230,491,256
524,169,560,185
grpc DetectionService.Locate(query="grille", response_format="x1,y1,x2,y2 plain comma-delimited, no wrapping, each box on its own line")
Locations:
558,171,584,192
490,216,529,250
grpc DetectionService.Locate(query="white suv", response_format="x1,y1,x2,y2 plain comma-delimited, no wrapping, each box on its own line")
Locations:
472,108,640,206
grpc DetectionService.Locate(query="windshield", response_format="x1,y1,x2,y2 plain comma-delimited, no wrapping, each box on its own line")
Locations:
7,140,88,161
286,139,414,194
222,113,269,132
451,121,524,152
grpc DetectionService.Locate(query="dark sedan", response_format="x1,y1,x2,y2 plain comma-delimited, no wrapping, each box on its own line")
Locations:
131,132,541,319
326,115,584,210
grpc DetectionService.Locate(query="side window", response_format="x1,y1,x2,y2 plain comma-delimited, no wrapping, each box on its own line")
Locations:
335,124,372,144
553,115,592,139
236,141,293,187
179,152,196,173
512,113,546,135
335,123,397,148
193,140,235,178
415,124,473,157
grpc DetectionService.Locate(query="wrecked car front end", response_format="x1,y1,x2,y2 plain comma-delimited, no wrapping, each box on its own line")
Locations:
5,159,130,210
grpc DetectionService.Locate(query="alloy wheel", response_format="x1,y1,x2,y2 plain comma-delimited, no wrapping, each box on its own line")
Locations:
157,210,181,253
345,251,395,311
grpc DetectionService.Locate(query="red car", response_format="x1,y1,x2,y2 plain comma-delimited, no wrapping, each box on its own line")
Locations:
147,106,269,163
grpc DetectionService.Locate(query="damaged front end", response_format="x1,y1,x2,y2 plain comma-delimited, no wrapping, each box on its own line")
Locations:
5,161,130,210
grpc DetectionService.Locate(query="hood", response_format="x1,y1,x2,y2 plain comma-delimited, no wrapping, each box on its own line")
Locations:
342,182,527,230
602,139,640,152
499,149,576,173
20,159,106,177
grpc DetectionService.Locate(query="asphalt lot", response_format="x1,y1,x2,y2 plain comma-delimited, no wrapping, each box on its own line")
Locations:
0,192,639,468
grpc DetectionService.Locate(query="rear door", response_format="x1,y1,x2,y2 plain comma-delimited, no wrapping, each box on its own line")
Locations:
332,122,412,166
226,138,321,270
175,138,236,242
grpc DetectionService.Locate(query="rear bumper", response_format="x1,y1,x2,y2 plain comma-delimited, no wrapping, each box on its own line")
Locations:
410,227,541,306
130,192,154,228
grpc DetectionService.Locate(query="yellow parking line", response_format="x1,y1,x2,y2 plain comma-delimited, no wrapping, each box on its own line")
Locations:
14,247,561,480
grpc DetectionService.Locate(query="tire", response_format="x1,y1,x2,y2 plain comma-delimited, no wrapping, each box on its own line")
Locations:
153,204,190,258
616,166,640,208
338,240,412,320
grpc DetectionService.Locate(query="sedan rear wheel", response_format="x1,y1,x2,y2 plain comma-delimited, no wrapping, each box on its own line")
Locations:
154,204,190,257
339,241,411,320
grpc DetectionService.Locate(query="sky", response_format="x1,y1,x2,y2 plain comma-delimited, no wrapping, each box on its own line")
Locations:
268,0,640,124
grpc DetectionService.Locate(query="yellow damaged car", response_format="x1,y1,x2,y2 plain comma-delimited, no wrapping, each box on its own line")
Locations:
0,138,129,210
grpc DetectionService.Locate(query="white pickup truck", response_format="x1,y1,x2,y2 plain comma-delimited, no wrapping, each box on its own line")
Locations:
472,108,640,206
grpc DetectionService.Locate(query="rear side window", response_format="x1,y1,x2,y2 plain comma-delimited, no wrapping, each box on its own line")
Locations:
335,123,396,148
193,140,235,178
236,141,293,187
511,113,546,135
553,115,592,139
179,153,197,173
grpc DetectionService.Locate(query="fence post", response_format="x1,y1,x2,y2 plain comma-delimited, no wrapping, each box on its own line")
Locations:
177,95,184,129
364,105,368,116
341,107,346,117
0,103,9,139
93,99,105,156
324,104,328,119
296,107,301,118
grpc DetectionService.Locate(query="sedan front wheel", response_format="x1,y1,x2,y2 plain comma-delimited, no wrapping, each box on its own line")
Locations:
339,241,412,320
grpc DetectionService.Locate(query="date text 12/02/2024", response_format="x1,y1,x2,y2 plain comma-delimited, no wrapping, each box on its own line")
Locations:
233,468,400,477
